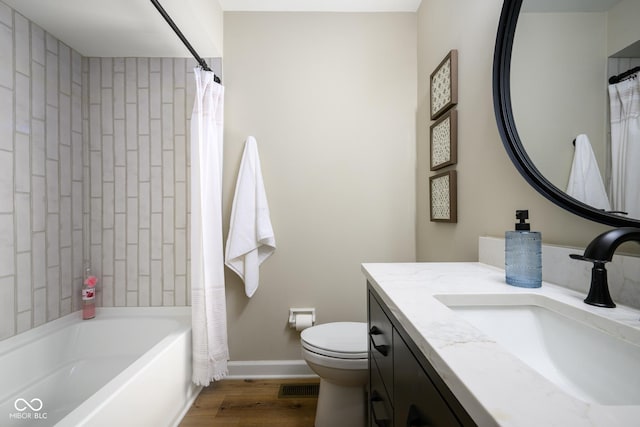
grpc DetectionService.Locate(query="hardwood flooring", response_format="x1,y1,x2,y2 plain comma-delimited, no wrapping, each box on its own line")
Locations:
179,378,320,427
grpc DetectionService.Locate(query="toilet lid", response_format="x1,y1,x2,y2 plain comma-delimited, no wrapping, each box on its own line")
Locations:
301,322,368,359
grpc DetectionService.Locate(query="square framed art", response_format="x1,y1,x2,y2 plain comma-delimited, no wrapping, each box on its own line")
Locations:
430,49,458,120
429,170,457,223
430,109,457,171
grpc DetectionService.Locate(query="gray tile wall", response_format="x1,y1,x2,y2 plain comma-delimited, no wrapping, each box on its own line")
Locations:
0,4,84,339
0,1,221,340
83,57,207,309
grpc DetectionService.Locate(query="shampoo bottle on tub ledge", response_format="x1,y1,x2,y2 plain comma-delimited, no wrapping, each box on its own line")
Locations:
82,268,98,320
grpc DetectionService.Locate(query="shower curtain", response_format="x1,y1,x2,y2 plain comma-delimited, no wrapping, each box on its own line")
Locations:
609,72,640,219
190,68,228,385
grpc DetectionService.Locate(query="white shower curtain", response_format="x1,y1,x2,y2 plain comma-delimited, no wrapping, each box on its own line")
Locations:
609,73,640,218
190,68,228,385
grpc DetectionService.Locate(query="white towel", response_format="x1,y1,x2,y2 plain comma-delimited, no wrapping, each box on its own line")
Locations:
225,136,276,297
566,134,611,211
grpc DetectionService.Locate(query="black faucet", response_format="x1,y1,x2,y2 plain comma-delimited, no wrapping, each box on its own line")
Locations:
570,227,640,308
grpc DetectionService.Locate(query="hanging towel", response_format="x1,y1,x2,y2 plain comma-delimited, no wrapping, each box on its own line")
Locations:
566,134,611,211
225,136,276,298
190,68,228,386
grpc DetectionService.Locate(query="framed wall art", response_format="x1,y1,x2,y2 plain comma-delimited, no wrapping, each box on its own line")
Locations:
430,109,457,171
430,49,458,120
429,170,457,223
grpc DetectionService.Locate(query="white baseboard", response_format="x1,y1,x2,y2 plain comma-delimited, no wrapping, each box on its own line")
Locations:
227,360,317,379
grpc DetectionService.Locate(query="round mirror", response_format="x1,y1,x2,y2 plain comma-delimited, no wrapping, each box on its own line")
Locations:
493,0,640,227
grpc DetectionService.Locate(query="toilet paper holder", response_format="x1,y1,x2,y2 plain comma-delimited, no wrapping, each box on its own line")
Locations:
288,308,316,329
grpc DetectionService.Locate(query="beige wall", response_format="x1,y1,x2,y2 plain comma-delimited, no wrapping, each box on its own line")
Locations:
223,12,417,360
416,0,609,262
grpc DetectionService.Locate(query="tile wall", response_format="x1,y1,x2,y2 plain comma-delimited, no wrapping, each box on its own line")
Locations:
83,56,207,309
0,1,220,340
0,3,83,339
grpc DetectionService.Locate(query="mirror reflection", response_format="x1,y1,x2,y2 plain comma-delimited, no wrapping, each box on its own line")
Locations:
511,0,640,220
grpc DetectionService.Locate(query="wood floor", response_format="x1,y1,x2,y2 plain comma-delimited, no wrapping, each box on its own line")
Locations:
179,378,320,427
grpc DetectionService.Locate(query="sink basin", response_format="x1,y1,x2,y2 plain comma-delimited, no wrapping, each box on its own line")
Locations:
435,293,640,406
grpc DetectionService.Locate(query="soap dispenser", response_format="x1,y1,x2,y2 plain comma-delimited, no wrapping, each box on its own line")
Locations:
505,210,542,288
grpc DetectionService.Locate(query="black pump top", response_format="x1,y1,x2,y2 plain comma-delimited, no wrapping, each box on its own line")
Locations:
515,210,531,231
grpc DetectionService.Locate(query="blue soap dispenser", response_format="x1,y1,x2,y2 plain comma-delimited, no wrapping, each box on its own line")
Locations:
505,210,542,288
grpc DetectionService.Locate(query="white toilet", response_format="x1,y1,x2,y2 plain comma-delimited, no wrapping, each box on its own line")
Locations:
300,322,368,427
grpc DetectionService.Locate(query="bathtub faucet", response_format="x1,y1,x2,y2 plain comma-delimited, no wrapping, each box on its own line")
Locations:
570,227,640,308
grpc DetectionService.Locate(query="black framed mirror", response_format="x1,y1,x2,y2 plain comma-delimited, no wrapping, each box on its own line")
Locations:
493,0,640,228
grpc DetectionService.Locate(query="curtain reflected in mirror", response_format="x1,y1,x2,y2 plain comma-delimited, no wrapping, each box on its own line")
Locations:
510,0,640,220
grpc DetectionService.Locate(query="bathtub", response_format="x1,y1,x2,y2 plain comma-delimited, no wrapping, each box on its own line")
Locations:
0,307,200,427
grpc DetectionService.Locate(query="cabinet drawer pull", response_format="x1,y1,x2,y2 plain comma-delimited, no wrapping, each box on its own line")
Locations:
406,404,432,427
370,392,391,427
369,326,389,356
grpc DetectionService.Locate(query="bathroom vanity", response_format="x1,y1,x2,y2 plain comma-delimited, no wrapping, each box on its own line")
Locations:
368,283,476,427
363,262,640,427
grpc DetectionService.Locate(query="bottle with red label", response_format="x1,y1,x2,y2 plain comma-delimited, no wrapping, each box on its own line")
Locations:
82,268,98,320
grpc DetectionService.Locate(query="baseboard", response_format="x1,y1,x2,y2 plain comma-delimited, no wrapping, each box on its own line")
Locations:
227,360,317,379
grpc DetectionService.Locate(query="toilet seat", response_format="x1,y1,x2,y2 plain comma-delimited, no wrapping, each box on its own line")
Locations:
301,322,368,359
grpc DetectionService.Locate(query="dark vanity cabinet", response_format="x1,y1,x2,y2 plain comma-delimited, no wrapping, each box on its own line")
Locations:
368,284,477,427
369,289,394,426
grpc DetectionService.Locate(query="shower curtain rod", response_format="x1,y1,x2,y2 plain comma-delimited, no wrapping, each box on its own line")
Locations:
609,66,640,85
150,0,221,83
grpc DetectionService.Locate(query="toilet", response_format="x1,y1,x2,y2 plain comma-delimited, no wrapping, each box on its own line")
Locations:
300,322,368,427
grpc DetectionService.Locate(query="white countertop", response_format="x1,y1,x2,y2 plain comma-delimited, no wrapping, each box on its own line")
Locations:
362,262,640,427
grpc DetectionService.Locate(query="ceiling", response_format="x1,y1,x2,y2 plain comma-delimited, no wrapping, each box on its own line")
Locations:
2,0,422,58
219,0,421,12
521,0,622,12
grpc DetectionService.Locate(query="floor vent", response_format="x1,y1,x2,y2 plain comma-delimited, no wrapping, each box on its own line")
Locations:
278,383,320,398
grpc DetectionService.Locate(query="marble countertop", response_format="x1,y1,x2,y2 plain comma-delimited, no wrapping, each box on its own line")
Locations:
362,262,640,427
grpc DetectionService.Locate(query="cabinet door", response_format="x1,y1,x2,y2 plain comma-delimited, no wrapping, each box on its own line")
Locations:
368,292,394,401
394,330,462,427
370,356,393,427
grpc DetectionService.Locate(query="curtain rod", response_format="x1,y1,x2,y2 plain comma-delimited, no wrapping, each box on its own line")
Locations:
150,0,221,83
609,65,640,85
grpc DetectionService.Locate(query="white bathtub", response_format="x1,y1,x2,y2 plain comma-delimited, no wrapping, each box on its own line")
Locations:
0,307,200,427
